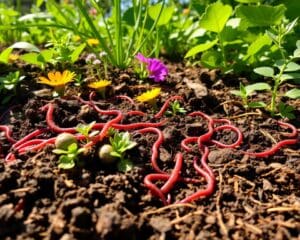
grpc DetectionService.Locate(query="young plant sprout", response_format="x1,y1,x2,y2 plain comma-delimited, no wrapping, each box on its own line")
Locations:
38,70,76,96
75,121,98,142
135,53,168,82
0,71,25,104
98,130,137,172
53,143,85,169
87,80,112,98
166,100,186,116
230,82,271,109
136,88,161,109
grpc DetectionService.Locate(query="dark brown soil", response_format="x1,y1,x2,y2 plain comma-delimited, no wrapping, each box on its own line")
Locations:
0,61,299,240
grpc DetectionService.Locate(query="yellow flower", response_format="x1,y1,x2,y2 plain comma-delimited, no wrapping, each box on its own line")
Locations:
38,70,76,87
9,54,19,62
73,35,81,42
88,80,112,90
136,88,161,103
87,38,99,46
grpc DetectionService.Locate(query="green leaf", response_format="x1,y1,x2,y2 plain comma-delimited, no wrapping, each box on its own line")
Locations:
148,3,174,26
230,90,243,97
0,48,13,64
254,67,274,77
284,62,300,72
117,159,133,172
199,2,232,33
245,83,271,95
280,73,300,81
58,155,75,169
278,102,295,119
71,43,86,63
185,39,218,58
20,53,41,66
248,101,267,108
200,50,222,69
293,48,300,58
36,0,44,8
40,49,54,62
244,34,271,60
9,42,40,52
285,89,300,99
236,4,286,28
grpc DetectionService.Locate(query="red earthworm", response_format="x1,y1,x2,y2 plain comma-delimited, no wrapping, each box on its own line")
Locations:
179,155,215,203
5,152,16,162
126,110,146,116
138,127,164,173
115,95,136,105
112,119,168,130
144,174,169,205
160,153,183,194
43,103,77,133
211,124,243,148
12,129,47,148
0,125,16,143
242,139,298,157
18,137,56,153
198,146,214,178
181,137,198,152
278,121,298,138
15,139,45,152
154,96,183,118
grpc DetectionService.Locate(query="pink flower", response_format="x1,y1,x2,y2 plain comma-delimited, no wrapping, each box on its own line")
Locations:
136,53,168,82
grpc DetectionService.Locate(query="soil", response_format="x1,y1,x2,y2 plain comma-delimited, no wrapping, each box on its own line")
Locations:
0,60,299,240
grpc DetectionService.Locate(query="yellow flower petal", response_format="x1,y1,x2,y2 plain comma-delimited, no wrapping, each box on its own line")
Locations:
88,80,112,89
136,88,161,103
38,70,76,87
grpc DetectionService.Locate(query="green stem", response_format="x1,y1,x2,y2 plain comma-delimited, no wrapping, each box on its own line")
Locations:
114,0,123,67
218,32,227,69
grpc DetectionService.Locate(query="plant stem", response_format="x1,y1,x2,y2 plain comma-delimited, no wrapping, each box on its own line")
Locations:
218,32,227,69
114,0,123,68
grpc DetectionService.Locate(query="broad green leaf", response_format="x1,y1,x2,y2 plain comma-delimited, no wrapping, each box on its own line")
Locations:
293,49,300,58
285,89,300,99
278,102,295,119
58,155,75,169
236,4,286,28
71,43,86,63
281,73,300,81
40,49,54,62
297,40,300,49
230,90,243,97
36,0,44,8
244,34,271,60
285,18,298,34
234,0,261,3
284,62,300,72
148,3,174,26
245,82,271,95
248,101,267,108
0,47,13,64
254,67,274,77
10,42,40,52
185,39,218,58
199,2,232,33
200,50,222,69
20,53,41,66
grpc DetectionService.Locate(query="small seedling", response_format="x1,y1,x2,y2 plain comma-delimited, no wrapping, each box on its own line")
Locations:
75,121,98,141
230,82,271,109
53,143,85,169
109,130,137,172
0,71,25,104
166,100,186,116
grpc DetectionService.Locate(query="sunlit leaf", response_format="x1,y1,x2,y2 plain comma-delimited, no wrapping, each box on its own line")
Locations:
10,42,40,52
284,62,300,72
185,39,218,58
200,50,222,69
71,43,86,63
245,83,271,95
244,34,271,60
285,89,300,99
236,4,286,28
199,2,232,33
254,67,274,77
248,101,267,108
0,48,13,64
148,3,174,26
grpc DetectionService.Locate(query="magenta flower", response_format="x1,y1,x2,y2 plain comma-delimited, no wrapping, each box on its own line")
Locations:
136,53,168,82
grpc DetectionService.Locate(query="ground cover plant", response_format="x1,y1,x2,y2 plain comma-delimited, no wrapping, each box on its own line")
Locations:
0,0,299,239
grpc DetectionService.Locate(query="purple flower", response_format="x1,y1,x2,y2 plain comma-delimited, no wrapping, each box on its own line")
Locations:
136,53,168,82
